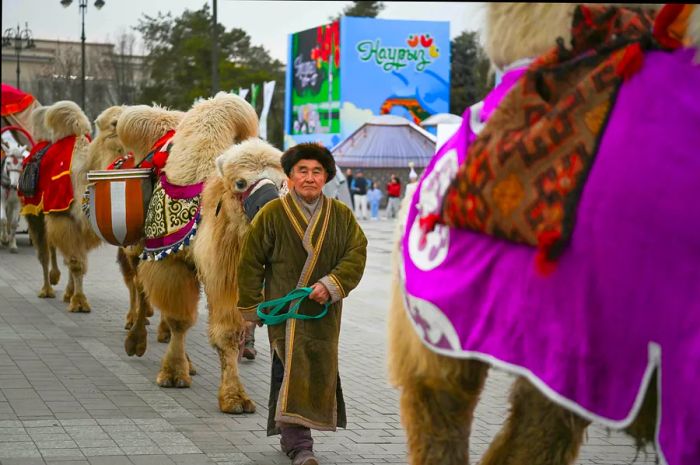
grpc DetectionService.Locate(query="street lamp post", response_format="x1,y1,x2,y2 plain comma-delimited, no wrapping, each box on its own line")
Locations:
60,0,105,110
2,22,35,90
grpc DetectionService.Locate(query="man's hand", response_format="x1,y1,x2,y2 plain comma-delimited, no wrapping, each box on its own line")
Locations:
308,282,330,304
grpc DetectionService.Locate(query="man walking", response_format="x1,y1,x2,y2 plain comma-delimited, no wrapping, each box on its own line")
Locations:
350,170,369,220
237,143,368,465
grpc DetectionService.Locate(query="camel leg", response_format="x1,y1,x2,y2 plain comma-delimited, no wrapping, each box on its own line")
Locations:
118,248,139,330
139,258,197,388
624,370,658,452
480,376,590,465
66,252,90,313
400,360,488,465
26,215,55,298
124,277,152,357
63,272,75,303
388,271,487,464
49,245,60,285
208,297,255,414
157,317,171,343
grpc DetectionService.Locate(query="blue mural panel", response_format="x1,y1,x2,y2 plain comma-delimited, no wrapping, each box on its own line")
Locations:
285,17,450,149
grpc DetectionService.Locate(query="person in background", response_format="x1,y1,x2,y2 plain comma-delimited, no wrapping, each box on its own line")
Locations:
350,170,369,220
385,174,401,219
344,168,354,209
367,182,383,221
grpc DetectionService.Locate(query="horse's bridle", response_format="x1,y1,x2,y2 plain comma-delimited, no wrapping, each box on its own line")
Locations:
1,156,22,190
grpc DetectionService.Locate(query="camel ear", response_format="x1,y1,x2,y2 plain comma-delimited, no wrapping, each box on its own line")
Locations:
215,153,226,178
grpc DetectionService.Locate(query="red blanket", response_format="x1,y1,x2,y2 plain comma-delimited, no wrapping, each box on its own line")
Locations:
42,135,80,213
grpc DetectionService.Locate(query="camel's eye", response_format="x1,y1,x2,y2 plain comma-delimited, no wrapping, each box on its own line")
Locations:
111,120,117,128
235,179,247,190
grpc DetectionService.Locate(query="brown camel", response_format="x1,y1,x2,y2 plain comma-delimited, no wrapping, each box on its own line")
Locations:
44,103,125,312
21,105,61,298
135,93,261,406
192,138,286,413
388,4,665,465
114,104,184,357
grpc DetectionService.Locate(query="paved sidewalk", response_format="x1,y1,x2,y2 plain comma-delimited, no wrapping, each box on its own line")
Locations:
0,220,657,465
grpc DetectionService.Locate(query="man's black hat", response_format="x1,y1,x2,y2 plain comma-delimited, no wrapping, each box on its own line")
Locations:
280,142,336,183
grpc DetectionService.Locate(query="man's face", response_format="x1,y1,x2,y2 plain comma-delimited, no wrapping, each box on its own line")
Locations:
345,168,352,176
291,159,326,201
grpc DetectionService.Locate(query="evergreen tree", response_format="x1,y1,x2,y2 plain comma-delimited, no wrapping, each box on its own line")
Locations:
450,31,493,115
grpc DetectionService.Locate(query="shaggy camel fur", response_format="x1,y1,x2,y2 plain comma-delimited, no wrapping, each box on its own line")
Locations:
115,105,184,357
44,103,125,312
388,4,661,465
137,93,259,398
192,138,286,413
22,106,61,298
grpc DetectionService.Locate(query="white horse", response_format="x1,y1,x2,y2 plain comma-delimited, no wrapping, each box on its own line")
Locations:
1,145,26,253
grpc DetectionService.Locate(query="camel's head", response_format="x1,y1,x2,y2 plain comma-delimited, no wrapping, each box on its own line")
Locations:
44,100,91,142
214,138,286,221
30,106,51,142
116,105,184,159
89,105,127,168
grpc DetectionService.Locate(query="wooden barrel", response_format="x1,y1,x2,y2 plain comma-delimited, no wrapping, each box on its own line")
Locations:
85,168,152,247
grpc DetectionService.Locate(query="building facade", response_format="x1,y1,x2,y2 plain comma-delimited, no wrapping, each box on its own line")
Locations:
1,38,145,119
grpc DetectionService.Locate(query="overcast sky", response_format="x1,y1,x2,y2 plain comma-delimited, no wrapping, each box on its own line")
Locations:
2,1,485,63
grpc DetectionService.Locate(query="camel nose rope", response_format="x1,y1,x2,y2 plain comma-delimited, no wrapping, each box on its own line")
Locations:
256,287,330,326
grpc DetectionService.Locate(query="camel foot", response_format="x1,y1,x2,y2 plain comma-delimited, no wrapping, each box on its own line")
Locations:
186,354,197,376
124,325,147,357
156,368,191,388
49,269,60,285
68,293,91,313
38,286,56,299
63,289,73,303
10,247,18,254
219,389,256,414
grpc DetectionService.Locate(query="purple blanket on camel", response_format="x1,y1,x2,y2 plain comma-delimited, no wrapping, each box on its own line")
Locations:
401,48,700,465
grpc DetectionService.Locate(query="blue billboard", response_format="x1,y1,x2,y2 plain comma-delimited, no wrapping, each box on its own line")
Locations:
284,17,450,149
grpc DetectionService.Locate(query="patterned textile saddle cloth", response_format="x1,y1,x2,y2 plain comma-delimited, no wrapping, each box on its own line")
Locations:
141,174,204,260
441,6,655,265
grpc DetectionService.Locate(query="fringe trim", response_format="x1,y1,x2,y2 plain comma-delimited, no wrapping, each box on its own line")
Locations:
140,212,201,261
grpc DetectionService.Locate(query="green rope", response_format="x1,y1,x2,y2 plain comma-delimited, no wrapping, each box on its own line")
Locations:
256,287,330,326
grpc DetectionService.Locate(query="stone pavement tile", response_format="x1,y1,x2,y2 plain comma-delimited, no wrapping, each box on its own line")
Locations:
44,462,89,465
39,449,85,460
79,447,123,457
168,454,217,465
119,446,164,456
1,434,32,443
86,456,132,465
33,440,79,450
0,441,42,457
0,459,47,465
130,455,176,465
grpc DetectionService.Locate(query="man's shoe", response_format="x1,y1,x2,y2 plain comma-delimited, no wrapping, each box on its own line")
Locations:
242,339,256,360
292,449,319,465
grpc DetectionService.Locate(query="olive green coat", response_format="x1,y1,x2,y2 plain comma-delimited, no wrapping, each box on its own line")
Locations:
237,192,367,434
